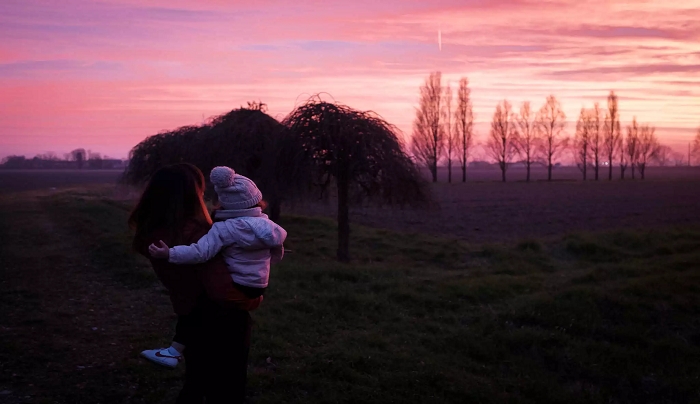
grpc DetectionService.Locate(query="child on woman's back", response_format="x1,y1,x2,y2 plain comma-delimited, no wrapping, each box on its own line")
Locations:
141,166,287,368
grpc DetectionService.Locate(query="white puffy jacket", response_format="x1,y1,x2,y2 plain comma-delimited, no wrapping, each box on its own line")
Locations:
168,208,287,288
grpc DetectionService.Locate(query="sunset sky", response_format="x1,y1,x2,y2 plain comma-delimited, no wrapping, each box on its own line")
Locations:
1,0,699,160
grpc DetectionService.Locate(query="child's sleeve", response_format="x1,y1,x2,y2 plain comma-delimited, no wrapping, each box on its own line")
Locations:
270,245,284,265
169,223,227,265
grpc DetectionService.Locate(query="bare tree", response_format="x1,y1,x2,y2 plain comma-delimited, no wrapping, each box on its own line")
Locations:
0,155,26,168
589,102,603,180
654,145,673,166
693,127,700,166
70,148,86,169
636,123,658,179
536,95,568,181
672,152,686,166
486,100,516,182
625,117,640,179
514,101,538,182
86,151,103,169
39,152,59,161
443,83,455,183
411,71,444,182
574,108,592,180
454,78,474,182
604,91,621,180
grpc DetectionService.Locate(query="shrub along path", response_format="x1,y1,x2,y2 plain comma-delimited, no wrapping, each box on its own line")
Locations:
0,186,699,403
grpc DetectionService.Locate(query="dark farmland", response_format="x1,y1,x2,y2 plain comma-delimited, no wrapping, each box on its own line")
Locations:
1,167,699,243
0,169,123,194
290,166,700,243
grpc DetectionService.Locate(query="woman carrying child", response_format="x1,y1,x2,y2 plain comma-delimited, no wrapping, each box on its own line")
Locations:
130,163,282,403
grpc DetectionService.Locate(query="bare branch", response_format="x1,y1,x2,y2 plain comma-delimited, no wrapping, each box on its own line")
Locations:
589,102,603,180
535,95,568,181
623,117,640,179
636,123,659,179
604,91,621,180
486,100,517,182
444,83,455,183
574,107,592,180
411,72,445,182
454,77,474,182
692,126,700,166
513,101,538,182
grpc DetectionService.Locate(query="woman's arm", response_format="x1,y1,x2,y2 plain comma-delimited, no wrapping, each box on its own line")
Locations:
168,222,227,264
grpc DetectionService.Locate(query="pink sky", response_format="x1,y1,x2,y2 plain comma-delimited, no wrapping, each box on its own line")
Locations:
1,0,699,160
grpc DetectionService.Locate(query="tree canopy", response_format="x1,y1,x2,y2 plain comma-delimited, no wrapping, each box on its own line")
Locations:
122,105,287,219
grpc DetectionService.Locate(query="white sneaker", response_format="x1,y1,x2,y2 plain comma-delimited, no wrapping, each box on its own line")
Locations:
140,347,183,369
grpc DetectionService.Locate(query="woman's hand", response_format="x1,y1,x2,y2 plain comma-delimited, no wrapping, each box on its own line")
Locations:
148,240,170,259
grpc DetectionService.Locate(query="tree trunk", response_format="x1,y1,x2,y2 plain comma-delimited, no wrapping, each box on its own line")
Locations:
431,162,437,182
462,164,466,182
608,159,613,180
595,163,599,180
640,165,646,180
448,159,452,183
631,165,635,179
620,166,626,179
501,164,506,182
526,162,530,182
583,160,587,181
548,160,552,181
336,165,350,262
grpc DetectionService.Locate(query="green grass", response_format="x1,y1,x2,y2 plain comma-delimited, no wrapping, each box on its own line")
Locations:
1,186,699,403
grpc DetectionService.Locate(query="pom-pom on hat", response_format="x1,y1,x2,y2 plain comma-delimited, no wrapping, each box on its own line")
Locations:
210,166,263,210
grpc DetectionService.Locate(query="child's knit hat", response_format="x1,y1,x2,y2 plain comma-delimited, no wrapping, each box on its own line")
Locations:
209,166,263,210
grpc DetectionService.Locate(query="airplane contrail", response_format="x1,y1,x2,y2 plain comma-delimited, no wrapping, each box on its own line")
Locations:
438,28,442,51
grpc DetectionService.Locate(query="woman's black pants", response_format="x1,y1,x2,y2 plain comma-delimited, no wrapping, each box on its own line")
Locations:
176,300,252,404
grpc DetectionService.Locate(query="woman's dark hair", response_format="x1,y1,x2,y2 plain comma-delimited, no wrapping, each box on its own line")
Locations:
129,163,211,250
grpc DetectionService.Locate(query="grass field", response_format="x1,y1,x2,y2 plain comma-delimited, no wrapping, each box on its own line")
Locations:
1,185,700,403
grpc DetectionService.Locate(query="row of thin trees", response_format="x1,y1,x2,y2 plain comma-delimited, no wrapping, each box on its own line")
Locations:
411,71,696,182
1,148,115,169
411,72,474,183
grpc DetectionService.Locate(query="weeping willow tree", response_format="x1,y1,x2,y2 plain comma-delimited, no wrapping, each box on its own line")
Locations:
122,103,289,221
122,124,207,183
283,99,429,262
195,104,287,219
